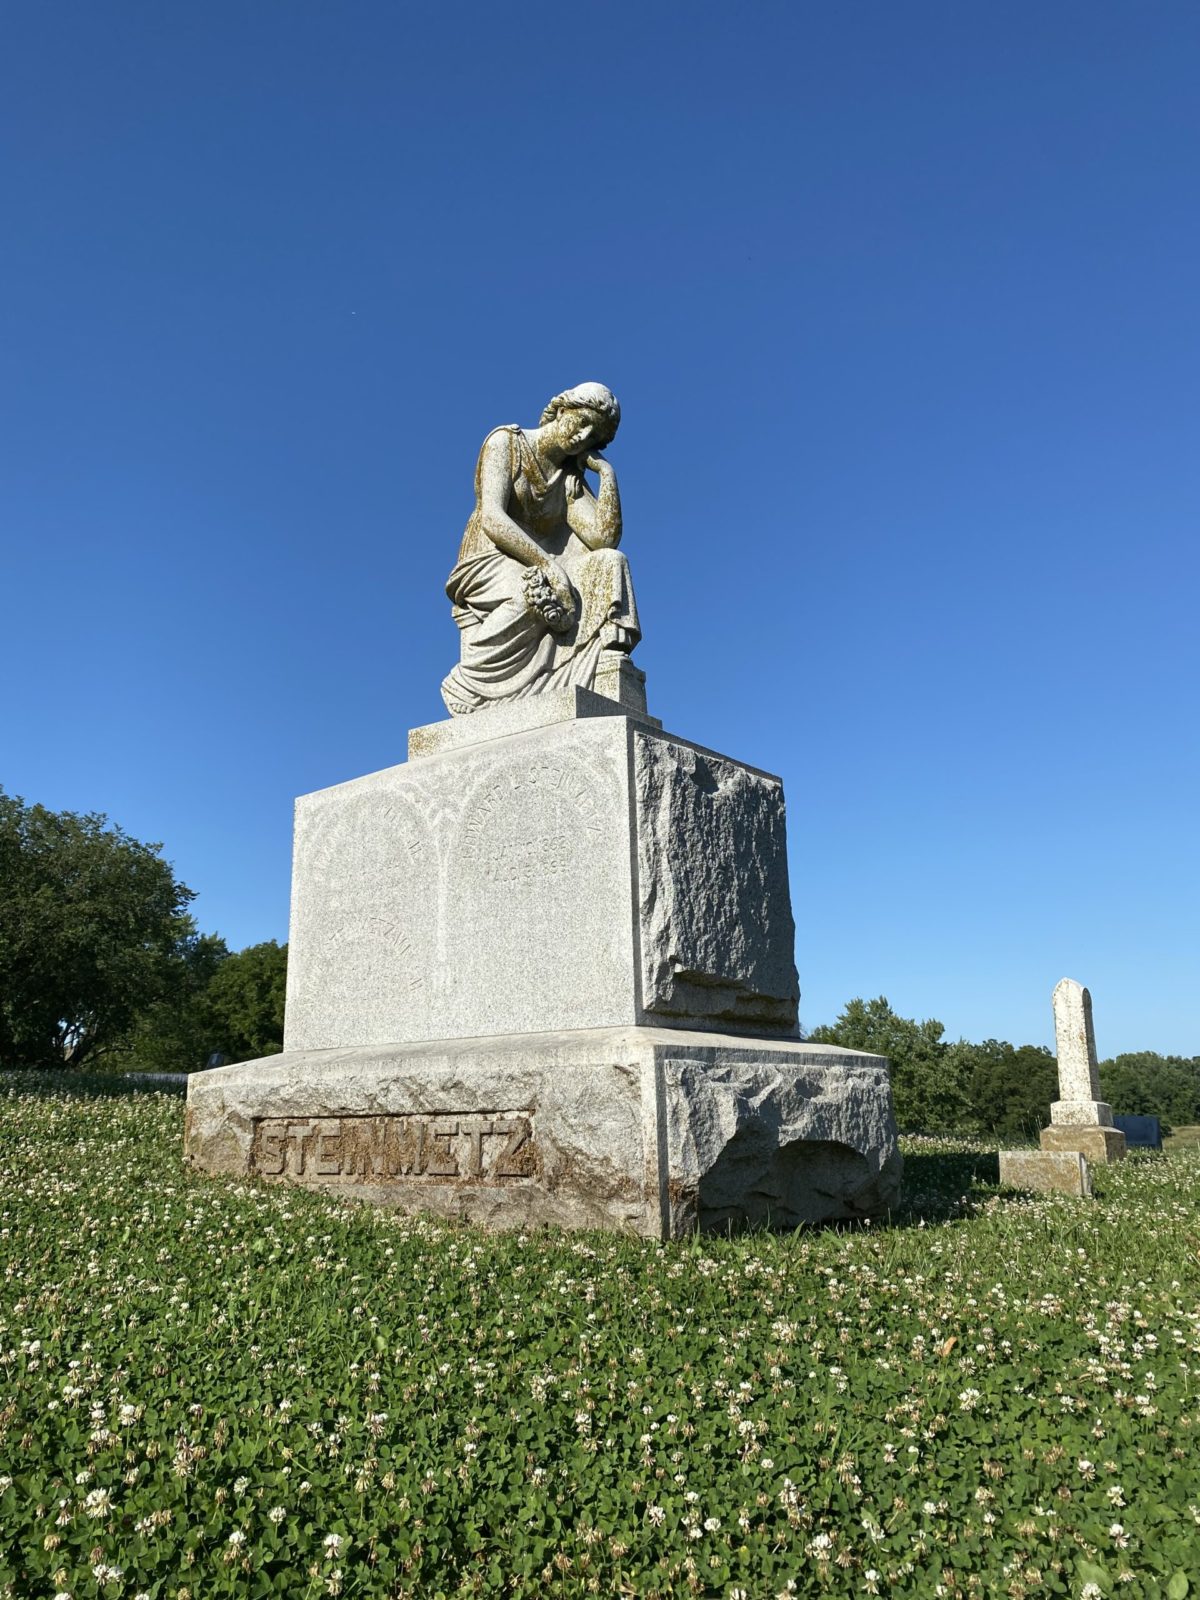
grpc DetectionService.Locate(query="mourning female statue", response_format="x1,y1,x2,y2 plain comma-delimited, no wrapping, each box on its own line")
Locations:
441,382,641,715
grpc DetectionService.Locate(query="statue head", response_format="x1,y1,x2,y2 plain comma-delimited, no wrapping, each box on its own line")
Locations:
540,382,621,456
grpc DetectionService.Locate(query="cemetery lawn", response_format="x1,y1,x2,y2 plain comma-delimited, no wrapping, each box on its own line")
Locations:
3,1079,1199,1600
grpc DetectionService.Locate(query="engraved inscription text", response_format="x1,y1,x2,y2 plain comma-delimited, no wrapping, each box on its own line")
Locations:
251,1113,537,1184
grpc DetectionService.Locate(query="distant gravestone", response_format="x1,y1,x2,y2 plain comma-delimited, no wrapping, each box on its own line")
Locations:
1039,979,1126,1165
1113,1114,1161,1150
999,1148,1091,1197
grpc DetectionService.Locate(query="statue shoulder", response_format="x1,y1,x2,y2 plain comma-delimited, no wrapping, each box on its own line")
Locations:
479,424,522,457
473,426,524,503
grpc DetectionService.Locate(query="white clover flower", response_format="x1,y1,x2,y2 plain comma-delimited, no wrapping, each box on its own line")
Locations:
269,1506,287,1524
82,1488,112,1518
1081,1585,1103,1600
323,1533,344,1557
233,1475,250,1497
704,1516,721,1532
646,1504,665,1526
228,1530,246,1546
92,1565,123,1584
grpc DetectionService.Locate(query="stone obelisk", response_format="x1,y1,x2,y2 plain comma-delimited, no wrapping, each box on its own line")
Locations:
1039,979,1126,1164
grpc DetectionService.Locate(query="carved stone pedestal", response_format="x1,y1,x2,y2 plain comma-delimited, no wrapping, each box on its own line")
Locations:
1040,1125,1126,1164
184,1026,902,1238
185,692,902,1234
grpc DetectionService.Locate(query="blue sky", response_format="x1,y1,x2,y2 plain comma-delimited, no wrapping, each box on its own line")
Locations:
3,2,1197,1055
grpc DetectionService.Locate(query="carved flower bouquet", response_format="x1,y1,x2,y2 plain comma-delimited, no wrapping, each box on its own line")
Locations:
522,565,572,633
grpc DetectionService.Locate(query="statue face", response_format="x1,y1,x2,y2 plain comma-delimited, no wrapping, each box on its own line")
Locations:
557,407,611,457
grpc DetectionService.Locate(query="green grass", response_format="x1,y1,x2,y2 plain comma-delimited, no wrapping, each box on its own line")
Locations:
2,1077,1199,1599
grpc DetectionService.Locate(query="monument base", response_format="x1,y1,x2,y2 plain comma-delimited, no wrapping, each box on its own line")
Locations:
1040,1124,1127,1164
185,1026,902,1238
1000,1149,1092,1197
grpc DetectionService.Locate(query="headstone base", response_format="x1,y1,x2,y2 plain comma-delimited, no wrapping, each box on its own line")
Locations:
1040,1124,1127,1163
184,1026,902,1238
1000,1149,1091,1197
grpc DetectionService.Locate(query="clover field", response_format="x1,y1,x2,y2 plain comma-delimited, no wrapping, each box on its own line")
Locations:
2,1076,1199,1599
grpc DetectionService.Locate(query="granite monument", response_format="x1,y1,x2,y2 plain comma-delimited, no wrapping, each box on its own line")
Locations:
185,383,903,1235
1040,978,1126,1164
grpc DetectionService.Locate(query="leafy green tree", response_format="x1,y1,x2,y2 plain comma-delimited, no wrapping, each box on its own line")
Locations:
960,1040,1057,1141
113,936,288,1072
809,995,970,1132
113,926,230,1072
204,940,288,1062
0,788,194,1068
1100,1052,1200,1132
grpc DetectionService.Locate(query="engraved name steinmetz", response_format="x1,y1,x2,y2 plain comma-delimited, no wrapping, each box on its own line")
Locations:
250,1113,536,1183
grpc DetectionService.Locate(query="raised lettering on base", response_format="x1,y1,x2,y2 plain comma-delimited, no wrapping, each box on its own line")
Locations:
250,1113,537,1184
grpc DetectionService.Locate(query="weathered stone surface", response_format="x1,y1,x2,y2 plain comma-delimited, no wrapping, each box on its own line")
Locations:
408,683,658,761
285,713,801,1051
634,736,799,1032
1041,1124,1127,1163
1000,1148,1091,1197
1049,1098,1115,1128
184,1027,902,1238
593,651,648,714
1051,978,1110,1125
1043,978,1125,1161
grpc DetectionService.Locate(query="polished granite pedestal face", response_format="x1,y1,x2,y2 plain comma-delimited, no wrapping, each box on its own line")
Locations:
187,694,902,1235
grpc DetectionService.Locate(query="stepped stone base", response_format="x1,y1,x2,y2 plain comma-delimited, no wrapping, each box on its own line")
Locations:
184,1026,902,1238
1041,1124,1127,1164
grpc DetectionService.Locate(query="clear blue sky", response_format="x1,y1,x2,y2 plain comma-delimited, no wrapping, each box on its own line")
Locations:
3,2,1197,1056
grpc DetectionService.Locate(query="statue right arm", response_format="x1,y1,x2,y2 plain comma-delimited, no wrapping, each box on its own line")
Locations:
477,433,574,618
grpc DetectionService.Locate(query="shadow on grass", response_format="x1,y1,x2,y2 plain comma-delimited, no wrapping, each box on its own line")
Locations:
892,1147,1001,1226
0,1068,187,1099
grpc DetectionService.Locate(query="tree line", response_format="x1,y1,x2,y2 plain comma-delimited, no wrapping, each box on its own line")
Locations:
0,788,285,1072
3,789,1194,1130
810,995,1200,1138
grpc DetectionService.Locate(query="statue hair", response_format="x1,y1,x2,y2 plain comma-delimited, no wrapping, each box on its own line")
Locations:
540,382,621,434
